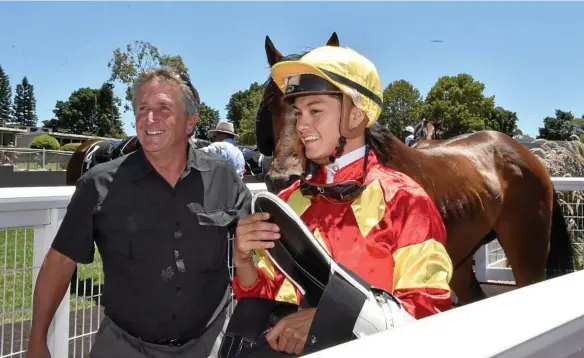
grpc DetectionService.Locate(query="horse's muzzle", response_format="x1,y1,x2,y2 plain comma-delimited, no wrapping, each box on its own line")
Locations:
264,173,301,194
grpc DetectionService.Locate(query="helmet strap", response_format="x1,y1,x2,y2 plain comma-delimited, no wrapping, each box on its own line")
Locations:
328,135,347,163
328,95,368,164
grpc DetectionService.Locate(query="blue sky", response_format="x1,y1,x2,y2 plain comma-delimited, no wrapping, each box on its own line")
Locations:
1,1,583,138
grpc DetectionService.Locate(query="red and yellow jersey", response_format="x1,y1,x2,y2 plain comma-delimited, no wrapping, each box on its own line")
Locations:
232,150,453,319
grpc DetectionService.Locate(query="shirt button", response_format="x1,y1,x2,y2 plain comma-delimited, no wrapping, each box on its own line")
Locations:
333,165,339,171
175,221,180,228
176,285,181,292
174,230,182,239
171,314,177,320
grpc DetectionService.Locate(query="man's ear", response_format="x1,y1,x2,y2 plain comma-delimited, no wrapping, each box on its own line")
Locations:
186,113,199,135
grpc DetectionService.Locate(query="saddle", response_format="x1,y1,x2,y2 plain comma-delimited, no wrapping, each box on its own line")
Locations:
219,191,415,357
82,137,139,174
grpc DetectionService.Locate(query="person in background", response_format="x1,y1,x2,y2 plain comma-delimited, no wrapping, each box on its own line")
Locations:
199,122,246,178
404,125,415,146
0,150,13,165
26,67,251,358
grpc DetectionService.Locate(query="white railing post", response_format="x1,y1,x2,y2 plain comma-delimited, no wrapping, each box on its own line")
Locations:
31,207,70,357
474,244,488,282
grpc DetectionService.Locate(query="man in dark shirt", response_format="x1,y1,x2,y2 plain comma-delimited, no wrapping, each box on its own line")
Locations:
26,68,252,358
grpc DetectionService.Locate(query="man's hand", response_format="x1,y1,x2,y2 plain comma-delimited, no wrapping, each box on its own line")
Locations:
266,308,317,355
234,212,280,265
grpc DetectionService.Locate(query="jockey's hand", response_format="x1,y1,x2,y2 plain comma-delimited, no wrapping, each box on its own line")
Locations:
234,212,280,265
266,308,316,355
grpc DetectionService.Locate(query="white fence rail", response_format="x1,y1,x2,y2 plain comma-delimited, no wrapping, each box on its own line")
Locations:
0,148,72,171
305,269,584,358
0,179,583,357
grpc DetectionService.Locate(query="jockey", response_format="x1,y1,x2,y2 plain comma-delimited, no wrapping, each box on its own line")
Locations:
233,45,453,355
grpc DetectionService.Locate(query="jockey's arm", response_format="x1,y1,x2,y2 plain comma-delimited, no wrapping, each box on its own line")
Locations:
386,186,453,319
232,187,304,304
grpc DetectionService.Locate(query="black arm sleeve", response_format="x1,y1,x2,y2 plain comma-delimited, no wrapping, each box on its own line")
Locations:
51,176,97,264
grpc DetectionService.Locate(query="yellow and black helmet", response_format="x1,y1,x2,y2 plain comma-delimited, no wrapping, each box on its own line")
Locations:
270,45,383,127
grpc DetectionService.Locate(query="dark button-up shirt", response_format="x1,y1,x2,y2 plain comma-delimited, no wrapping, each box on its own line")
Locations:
51,144,252,342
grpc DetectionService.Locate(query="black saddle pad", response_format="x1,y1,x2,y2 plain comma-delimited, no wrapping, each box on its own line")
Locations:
251,191,332,307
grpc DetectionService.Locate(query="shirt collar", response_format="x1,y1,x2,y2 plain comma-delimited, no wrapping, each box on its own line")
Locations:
131,140,213,181
222,137,234,144
323,145,367,184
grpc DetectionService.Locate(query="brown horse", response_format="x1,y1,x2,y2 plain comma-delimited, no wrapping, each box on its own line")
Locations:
255,32,575,305
65,136,138,185
65,135,213,185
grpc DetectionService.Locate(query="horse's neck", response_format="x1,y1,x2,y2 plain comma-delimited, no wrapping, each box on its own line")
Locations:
383,137,437,198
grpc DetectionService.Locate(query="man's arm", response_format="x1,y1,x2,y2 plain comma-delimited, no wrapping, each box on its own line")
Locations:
199,142,221,156
387,186,453,319
28,250,77,350
28,176,98,349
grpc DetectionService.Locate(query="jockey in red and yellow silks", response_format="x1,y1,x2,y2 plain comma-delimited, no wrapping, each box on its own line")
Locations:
232,44,453,355
233,148,452,319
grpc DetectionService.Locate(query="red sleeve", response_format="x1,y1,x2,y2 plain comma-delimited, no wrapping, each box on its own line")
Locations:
386,183,453,319
231,181,303,305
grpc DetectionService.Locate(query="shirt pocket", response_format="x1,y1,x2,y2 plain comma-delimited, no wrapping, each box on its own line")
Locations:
99,205,160,263
186,205,238,272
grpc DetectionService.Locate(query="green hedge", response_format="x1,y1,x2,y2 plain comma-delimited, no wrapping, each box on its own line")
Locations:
29,134,60,150
61,142,82,152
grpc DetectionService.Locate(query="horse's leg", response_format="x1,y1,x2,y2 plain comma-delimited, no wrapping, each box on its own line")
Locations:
494,187,553,287
449,254,487,305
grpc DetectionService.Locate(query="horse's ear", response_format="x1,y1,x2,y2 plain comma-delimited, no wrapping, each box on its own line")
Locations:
326,32,339,47
265,35,283,67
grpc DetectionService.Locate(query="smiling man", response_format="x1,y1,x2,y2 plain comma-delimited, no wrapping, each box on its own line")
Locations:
26,68,252,358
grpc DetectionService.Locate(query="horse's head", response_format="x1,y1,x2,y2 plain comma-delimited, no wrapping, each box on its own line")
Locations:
256,32,340,193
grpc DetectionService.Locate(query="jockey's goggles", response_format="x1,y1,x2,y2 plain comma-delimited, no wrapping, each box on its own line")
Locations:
299,179,366,204
299,146,370,203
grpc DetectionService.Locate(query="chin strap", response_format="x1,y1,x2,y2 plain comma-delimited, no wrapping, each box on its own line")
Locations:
328,95,349,164
328,136,347,163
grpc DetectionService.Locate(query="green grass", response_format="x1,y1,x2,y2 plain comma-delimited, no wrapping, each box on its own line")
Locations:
0,228,103,325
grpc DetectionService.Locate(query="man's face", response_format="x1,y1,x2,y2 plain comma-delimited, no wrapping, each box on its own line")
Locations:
214,133,227,142
134,80,197,154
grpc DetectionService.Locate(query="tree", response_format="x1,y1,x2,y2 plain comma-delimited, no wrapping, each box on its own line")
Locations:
12,76,38,126
537,109,581,140
193,103,220,141
486,106,518,137
378,79,425,137
0,65,11,124
425,73,495,138
107,40,189,113
512,128,524,138
236,87,264,145
225,82,264,132
43,83,125,138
